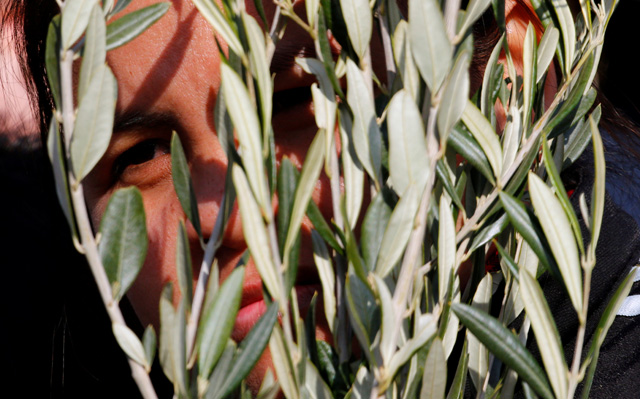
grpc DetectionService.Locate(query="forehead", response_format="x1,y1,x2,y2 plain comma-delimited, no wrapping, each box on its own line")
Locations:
106,0,222,118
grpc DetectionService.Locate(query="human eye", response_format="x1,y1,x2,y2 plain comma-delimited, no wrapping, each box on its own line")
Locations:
112,138,171,186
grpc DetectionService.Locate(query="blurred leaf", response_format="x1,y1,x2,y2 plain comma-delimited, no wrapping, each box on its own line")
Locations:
346,59,382,184
388,90,430,195
361,190,393,269
305,0,319,28
457,0,491,37
98,187,147,301
268,325,299,399
61,0,99,50
420,337,446,399
159,283,176,383
192,0,243,55
242,12,272,139
113,323,149,370
175,221,194,311
536,27,559,83
302,359,333,399
375,184,420,278
110,0,132,15
171,132,203,239
142,325,156,372
351,365,374,399
373,275,395,364
346,270,378,365
47,120,77,239
522,24,536,131
173,300,188,396
339,106,365,229
480,34,504,118
502,106,521,173
387,314,437,379
519,270,568,399
198,267,244,379
446,339,468,399
467,274,492,391
232,165,280,299
79,4,106,102
283,130,325,270
448,125,495,184
452,303,554,399
339,0,372,59
461,101,502,179
438,196,456,301
312,231,337,333
105,3,170,51
438,51,470,144
436,160,464,211
409,0,452,91
217,302,279,399
582,267,638,398
393,21,420,101
529,173,582,313
71,63,116,181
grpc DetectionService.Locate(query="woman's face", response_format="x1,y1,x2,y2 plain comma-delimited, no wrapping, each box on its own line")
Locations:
84,0,333,386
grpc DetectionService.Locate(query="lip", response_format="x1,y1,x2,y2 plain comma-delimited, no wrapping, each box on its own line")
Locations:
232,283,323,342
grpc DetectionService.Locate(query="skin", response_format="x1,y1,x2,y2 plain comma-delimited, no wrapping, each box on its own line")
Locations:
82,0,552,392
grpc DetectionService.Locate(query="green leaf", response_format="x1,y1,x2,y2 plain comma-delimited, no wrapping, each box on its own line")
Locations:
436,160,464,211
311,231,336,333
339,0,372,59
339,106,365,229
452,303,554,399
502,106,521,173
105,3,170,51
438,196,456,301
142,325,156,372
461,101,502,179
409,0,452,91
306,201,343,255
393,21,420,101
361,190,393,270
448,125,495,184
387,314,438,378
563,106,599,170
98,187,147,301
519,270,568,399
499,191,556,276
113,323,149,370
589,116,605,261
528,173,582,313
550,0,576,76
79,4,106,102
198,266,244,379
467,274,492,391
173,300,188,396
438,51,470,144
302,359,333,399
522,24,536,131
171,132,203,239
45,16,62,110
232,165,280,299
61,0,99,50
388,90,430,195
217,302,279,399
541,138,583,253
420,337,446,399
110,0,132,15
536,27,559,83
346,270,378,365
446,339,468,399
222,63,269,213
47,120,77,239
457,0,492,37
480,34,504,118
71,63,116,181
375,184,420,277
283,130,326,271
346,59,382,184
582,267,638,398
242,12,272,140
192,0,243,56
277,158,298,252
373,275,395,364
468,213,508,253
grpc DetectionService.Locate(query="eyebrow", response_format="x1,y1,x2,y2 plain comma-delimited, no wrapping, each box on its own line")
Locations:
112,109,179,133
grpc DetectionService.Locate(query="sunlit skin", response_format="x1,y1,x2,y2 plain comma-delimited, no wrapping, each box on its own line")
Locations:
81,0,555,392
